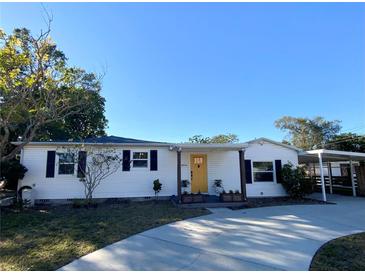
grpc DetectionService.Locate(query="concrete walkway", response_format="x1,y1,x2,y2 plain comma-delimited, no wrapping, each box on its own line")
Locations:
60,194,365,271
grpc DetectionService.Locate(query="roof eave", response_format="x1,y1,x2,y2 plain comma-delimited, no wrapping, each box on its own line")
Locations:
247,137,303,152
11,141,171,147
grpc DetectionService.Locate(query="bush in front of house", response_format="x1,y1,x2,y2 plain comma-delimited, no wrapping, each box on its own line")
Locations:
153,179,162,199
281,162,314,199
0,159,28,190
213,179,224,194
72,199,98,208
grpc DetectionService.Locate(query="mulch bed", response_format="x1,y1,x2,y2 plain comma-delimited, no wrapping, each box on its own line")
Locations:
229,196,333,210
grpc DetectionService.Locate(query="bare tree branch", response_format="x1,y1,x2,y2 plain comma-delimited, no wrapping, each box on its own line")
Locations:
62,146,122,202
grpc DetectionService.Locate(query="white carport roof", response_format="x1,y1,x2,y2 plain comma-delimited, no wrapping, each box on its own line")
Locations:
299,149,365,163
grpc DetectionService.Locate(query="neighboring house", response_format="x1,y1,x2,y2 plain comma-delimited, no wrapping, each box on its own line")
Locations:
15,136,301,202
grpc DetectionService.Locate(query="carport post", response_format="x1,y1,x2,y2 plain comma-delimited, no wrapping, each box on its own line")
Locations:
177,148,182,203
318,152,327,202
350,160,357,197
327,162,333,194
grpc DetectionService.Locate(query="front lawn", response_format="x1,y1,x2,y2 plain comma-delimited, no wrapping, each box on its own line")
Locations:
0,200,209,271
310,232,365,271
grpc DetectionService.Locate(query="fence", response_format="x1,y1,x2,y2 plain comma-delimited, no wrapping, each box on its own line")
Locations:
310,175,357,195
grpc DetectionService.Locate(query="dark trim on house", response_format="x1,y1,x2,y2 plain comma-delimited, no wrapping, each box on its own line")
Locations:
46,151,56,178
150,150,158,171
177,150,182,203
245,159,252,184
77,151,87,178
239,150,247,199
275,160,282,184
122,150,131,171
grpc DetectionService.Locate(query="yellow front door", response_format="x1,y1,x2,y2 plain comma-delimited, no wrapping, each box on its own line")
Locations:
190,154,208,193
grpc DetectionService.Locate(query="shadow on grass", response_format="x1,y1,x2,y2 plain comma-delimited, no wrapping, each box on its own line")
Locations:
0,201,209,270
310,232,365,271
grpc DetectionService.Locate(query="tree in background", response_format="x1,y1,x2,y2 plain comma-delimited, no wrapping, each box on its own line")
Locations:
188,133,239,144
35,91,107,141
0,25,107,161
275,116,341,150
188,135,211,144
325,133,365,153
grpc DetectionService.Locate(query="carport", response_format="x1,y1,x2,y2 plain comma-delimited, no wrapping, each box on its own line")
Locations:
299,149,365,201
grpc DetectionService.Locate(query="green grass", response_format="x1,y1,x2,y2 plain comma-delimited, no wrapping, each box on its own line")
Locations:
0,200,209,271
310,232,365,271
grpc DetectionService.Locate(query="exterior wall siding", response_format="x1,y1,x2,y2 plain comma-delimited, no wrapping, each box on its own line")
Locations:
19,146,243,199
18,140,301,200
245,141,299,197
180,151,241,195
19,146,177,200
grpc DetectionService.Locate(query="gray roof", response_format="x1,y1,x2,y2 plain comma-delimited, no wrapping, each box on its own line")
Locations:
13,135,301,152
12,135,168,146
82,135,165,144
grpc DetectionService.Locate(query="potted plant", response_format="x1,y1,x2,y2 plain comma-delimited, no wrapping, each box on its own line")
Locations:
181,191,193,203
220,190,233,202
182,179,190,192
192,191,204,203
213,179,224,195
232,190,244,202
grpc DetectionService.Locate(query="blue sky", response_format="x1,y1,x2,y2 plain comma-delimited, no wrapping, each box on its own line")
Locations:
1,2,365,142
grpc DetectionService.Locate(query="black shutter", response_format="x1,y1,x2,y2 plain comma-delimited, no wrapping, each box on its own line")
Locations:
122,150,131,171
275,160,282,184
77,151,87,178
46,151,56,178
245,160,252,184
150,150,158,171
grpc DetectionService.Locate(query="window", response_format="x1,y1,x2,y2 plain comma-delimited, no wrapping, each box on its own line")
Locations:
58,153,75,175
253,161,274,182
132,152,148,168
194,157,203,165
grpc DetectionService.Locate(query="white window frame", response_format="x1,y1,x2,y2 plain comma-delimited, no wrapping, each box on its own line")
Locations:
131,151,149,169
252,161,276,183
57,152,76,176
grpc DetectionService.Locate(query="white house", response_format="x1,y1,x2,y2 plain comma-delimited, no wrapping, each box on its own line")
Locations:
16,136,302,203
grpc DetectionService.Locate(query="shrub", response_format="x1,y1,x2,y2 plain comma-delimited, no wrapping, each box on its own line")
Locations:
72,199,87,208
182,180,190,188
153,179,162,199
72,199,97,208
281,162,314,199
213,179,224,194
0,159,28,190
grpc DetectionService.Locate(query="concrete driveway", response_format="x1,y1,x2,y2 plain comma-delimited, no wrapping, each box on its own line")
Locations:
60,194,365,271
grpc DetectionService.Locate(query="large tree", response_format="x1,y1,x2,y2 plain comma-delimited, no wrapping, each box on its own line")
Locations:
0,26,106,161
275,116,341,150
35,91,107,141
188,133,239,144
